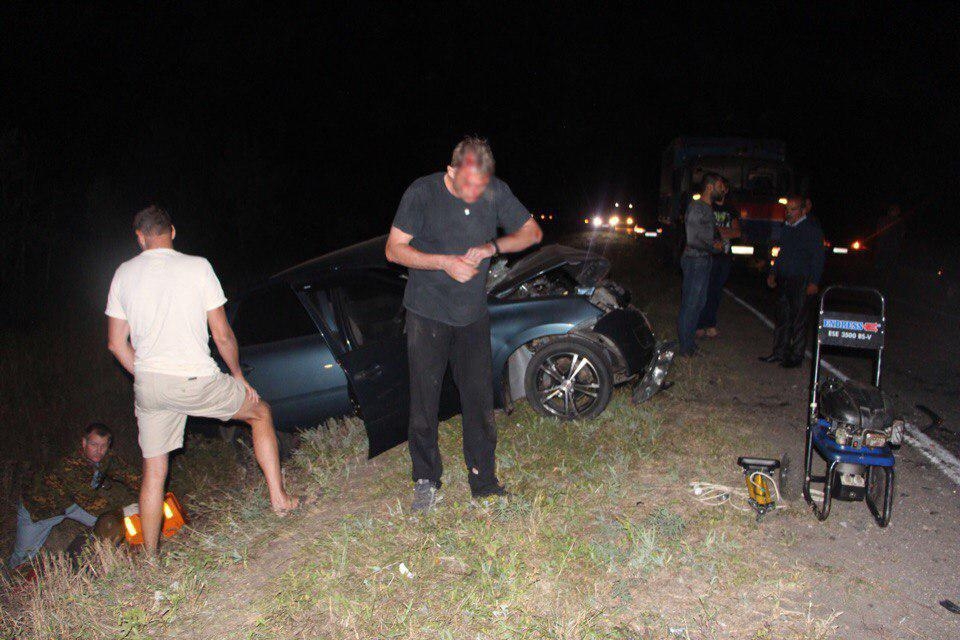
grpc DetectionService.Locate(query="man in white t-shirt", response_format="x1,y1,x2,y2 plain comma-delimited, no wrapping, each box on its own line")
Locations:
106,205,300,556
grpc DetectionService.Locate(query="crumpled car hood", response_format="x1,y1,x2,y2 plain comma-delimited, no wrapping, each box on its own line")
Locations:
486,244,611,297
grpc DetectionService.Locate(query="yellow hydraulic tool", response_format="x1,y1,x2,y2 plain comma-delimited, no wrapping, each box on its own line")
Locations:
737,457,782,521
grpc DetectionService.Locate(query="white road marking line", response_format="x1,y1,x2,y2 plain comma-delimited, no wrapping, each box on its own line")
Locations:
723,287,960,488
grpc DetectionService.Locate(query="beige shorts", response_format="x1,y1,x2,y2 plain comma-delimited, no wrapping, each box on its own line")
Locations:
134,372,247,458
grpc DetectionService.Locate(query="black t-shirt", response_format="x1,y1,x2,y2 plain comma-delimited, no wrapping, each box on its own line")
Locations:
392,172,530,326
713,204,740,253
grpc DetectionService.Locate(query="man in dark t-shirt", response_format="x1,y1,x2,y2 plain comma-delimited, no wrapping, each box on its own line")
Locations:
697,177,740,338
386,136,542,513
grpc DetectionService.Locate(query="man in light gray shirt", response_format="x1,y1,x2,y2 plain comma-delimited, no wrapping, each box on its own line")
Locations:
677,173,723,355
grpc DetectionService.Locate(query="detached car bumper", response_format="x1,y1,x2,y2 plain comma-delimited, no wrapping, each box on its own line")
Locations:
632,340,676,404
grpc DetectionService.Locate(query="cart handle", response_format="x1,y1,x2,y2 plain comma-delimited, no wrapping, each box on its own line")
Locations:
818,285,885,320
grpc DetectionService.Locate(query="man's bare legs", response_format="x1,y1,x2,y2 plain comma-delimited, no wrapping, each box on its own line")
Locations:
140,453,169,556
232,399,299,514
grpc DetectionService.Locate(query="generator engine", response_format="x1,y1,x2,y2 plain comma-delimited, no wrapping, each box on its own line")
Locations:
818,377,903,449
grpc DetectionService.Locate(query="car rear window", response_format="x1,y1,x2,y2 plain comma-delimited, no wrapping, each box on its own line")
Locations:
232,285,317,346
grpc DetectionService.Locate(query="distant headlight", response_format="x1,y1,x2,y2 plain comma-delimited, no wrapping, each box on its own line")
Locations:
832,247,849,254
731,245,754,256
592,216,603,227
778,197,788,205
770,246,780,257
609,215,620,226
625,217,634,225
851,240,863,250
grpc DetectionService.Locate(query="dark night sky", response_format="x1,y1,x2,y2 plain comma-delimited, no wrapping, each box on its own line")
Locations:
1,2,958,321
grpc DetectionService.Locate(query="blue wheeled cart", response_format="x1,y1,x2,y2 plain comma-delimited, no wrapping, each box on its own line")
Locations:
803,286,901,527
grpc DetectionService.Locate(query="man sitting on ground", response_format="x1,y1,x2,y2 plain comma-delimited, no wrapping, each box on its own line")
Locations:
8,423,140,569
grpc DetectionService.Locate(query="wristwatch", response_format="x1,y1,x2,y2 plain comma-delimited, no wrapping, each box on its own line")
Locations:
491,239,501,256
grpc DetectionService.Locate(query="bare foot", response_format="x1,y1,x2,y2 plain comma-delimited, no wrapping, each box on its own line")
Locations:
272,493,306,517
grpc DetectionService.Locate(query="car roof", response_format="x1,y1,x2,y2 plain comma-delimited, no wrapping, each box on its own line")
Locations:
269,235,391,285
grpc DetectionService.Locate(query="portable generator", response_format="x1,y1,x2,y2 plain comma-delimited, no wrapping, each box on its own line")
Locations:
803,286,900,527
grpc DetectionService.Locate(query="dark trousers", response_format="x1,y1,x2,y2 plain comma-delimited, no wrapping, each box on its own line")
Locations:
697,254,732,329
677,254,713,355
771,276,813,364
406,310,499,494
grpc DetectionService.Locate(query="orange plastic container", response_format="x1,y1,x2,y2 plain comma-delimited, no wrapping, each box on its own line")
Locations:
123,492,188,546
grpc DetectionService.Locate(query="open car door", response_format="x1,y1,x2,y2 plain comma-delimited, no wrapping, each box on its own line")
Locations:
326,269,411,457
339,336,410,458
324,268,461,458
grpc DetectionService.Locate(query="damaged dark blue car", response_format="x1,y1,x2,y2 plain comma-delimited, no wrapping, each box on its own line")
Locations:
225,237,673,457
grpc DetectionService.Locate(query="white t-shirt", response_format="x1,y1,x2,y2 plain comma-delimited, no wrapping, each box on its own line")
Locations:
105,248,227,377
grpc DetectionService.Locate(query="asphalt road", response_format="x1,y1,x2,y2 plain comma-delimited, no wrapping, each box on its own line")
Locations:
723,252,960,458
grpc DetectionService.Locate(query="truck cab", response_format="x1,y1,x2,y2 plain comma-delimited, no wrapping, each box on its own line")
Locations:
659,137,803,265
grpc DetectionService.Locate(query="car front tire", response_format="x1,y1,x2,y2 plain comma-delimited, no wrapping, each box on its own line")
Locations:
524,337,613,420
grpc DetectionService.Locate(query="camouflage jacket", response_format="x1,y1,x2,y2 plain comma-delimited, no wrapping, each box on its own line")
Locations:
21,450,141,522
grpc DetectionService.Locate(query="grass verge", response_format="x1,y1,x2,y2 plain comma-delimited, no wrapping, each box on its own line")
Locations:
1,360,839,639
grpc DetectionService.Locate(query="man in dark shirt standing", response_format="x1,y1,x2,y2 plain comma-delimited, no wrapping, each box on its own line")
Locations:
697,177,740,339
385,137,543,513
760,196,825,368
677,173,724,356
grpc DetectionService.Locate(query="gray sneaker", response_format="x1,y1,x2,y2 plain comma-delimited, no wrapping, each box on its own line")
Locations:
411,479,440,514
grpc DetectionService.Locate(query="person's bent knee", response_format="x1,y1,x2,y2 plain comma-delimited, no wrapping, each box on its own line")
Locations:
232,396,270,423
254,399,272,422
239,399,272,424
